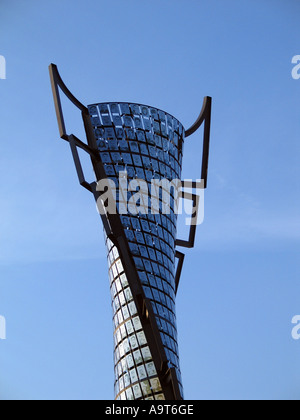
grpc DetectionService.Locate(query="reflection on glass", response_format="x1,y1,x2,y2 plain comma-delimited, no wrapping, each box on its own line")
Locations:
96,102,185,400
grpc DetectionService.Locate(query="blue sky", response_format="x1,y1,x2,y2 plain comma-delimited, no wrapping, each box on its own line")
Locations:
0,0,299,400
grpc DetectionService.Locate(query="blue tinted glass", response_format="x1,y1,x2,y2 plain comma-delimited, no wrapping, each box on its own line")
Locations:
140,222,149,235
95,127,105,138
124,116,133,127
159,162,166,174
151,159,159,172
141,107,149,117
139,271,148,283
132,155,142,167
157,150,164,162
173,132,178,146
134,117,142,129
148,248,156,261
88,105,98,115
110,103,119,114
143,118,152,131
120,103,130,114
105,128,115,139
146,132,155,145
101,153,111,163
126,166,135,178
149,146,157,158
91,116,100,126
122,153,133,165
131,218,140,230
121,216,131,227
139,144,148,155
116,128,125,139
129,243,140,256
161,124,167,136
102,115,112,126
156,251,163,264
97,139,108,150
144,287,152,299
166,166,171,180
129,141,139,153
108,139,118,150
90,101,185,398
150,108,158,120
145,170,153,182
149,222,157,235
153,121,160,135
130,104,140,115
139,246,148,258
144,234,153,247
152,263,160,276
99,103,109,114
134,258,144,270
135,232,145,244
142,156,151,169
113,115,123,126
143,259,152,272
104,164,115,176
136,167,145,179
125,230,134,241
137,131,145,142
126,129,135,140
119,139,129,151
115,164,125,173
111,152,122,163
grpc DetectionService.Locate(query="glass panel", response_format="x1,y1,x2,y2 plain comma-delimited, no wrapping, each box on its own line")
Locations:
132,384,142,399
98,102,185,400
110,103,119,114
120,103,130,115
145,362,157,377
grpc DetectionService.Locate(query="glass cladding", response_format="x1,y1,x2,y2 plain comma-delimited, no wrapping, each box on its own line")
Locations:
88,102,184,400
106,237,166,401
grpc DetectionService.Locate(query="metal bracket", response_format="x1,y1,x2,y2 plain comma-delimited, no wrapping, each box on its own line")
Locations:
175,251,185,295
185,96,212,189
49,64,212,399
49,63,87,140
49,64,100,193
174,97,212,291
49,64,184,401
68,135,97,192
175,180,203,249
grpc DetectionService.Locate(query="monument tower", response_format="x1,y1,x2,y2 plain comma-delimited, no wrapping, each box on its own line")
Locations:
49,64,212,400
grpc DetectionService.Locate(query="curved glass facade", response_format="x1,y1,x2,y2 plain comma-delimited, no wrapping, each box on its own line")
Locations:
88,102,185,400
106,236,165,400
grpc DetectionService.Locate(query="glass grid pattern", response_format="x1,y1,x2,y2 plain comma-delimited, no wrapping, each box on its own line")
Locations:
106,237,165,401
88,102,185,400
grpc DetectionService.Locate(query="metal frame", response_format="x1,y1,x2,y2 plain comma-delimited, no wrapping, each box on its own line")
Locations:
49,64,212,400
176,188,200,249
174,98,212,292
175,251,185,295
49,64,185,400
185,96,212,189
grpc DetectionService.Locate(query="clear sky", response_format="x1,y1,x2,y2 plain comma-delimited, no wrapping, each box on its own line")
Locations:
0,0,299,400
